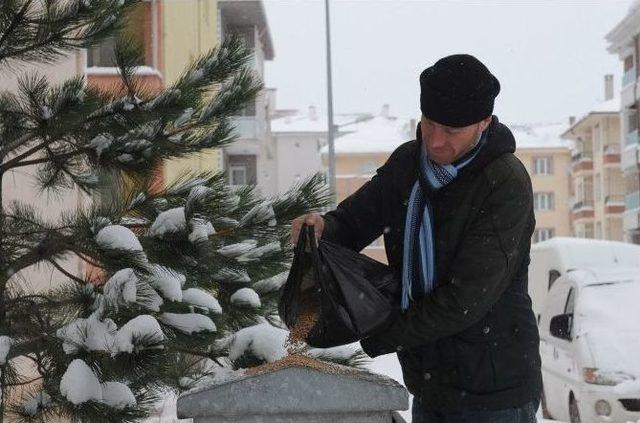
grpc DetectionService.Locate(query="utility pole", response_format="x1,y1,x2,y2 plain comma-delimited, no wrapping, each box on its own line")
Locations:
324,0,336,207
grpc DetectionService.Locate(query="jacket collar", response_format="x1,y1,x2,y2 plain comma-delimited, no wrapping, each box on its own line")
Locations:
413,115,516,176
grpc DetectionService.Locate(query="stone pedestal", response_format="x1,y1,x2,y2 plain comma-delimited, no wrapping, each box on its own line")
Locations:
177,365,409,423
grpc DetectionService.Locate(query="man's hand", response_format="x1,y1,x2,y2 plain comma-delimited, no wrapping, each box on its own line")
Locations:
290,213,325,245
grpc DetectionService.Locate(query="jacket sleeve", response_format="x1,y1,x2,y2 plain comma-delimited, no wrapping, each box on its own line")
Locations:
361,165,534,357
321,162,389,252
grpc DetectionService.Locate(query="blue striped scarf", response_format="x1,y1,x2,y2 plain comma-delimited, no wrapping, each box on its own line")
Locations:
401,131,487,310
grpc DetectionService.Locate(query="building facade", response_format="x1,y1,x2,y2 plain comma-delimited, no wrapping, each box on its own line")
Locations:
606,0,640,243
218,0,276,196
561,76,625,241
512,123,573,243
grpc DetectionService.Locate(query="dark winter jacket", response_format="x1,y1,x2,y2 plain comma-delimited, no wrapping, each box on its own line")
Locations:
321,116,542,412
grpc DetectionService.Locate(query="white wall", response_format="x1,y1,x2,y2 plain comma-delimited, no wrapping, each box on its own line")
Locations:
273,132,325,194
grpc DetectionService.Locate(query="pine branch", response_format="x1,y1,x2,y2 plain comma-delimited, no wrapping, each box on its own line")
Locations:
0,0,141,66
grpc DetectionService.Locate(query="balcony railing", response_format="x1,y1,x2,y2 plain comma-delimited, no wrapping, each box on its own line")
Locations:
623,68,637,87
571,151,593,163
572,200,594,211
625,129,639,146
605,194,625,205
603,143,621,154
625,192,640,211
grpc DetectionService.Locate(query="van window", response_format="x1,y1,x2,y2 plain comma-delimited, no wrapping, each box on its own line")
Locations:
563,288,576,339
564,288,576,315
548,270,561,290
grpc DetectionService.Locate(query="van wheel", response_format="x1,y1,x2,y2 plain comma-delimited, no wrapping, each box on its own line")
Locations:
569,394,581,423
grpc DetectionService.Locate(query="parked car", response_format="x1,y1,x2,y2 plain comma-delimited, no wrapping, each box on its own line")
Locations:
539,267,640,423
528,237,640,323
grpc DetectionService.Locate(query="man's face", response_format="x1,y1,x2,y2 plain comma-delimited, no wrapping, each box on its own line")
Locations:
420,115,492,165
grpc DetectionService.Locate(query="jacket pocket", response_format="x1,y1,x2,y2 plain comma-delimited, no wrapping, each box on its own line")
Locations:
439,324,528,394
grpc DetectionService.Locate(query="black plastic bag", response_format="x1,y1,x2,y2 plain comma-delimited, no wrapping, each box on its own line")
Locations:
279,224,400,348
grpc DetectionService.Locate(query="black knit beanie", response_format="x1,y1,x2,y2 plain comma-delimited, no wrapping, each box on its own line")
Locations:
419,54,500,128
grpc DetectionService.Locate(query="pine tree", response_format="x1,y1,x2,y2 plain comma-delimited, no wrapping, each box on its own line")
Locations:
0,1,365,421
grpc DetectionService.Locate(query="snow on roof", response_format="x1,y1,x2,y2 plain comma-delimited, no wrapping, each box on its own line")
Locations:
532,237,640,271
564,267,640,287
533,236,640,252
509,122,572,150
591,96,621,114
320,115,414,155
561,96,621,136
271,110,370,134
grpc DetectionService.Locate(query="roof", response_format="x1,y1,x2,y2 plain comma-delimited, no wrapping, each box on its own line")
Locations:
532,237,640,273
319,115,415,155
562,267,640,288
271,111,371,134
606,0,640,54
508,122,573,150
532,236,640,252
591,96,621,113
561,96,620,138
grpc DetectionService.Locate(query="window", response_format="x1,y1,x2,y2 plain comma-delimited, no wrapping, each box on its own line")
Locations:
229,165,247,186
548,270,561,291
624,55,635,73
87,4,148,67
533,228,554,243
563,287,576,339
532,157,553,175
534,192,554,211
226,154,257,186
628,112,638,133
237,100,257,117
87,37,118,67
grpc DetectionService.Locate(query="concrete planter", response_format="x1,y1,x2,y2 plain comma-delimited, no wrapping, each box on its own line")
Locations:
177,365,409,423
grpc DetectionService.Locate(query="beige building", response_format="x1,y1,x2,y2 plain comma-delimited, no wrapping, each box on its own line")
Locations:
511,123,573,243
606,0,640,243
321,107,415,263
561,76,625,241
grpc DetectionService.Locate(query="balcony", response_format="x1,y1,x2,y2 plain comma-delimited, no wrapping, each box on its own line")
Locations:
622,70,637,107
231,116,268,141
603,143,622,165
623,68,637,87
625,129,639,147
86,66,163,95
572,199,595,220
605,194,626,214
571,151,594,172
572,200,594,211
623,208,640,233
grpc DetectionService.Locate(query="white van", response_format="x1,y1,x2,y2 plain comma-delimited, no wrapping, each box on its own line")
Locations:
528,237,640,323
539,267,640,423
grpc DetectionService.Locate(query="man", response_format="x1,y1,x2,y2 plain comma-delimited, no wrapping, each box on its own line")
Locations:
291,54,541,422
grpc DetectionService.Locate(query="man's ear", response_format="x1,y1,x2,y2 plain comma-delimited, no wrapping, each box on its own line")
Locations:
480,116,493,132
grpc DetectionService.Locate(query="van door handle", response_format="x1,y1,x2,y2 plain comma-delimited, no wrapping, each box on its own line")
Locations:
553,348,559,360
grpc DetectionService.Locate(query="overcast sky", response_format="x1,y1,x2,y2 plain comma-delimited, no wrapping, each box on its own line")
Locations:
263,0,633,126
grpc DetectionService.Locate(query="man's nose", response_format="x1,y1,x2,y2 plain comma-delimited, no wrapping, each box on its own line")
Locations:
429,133,447,149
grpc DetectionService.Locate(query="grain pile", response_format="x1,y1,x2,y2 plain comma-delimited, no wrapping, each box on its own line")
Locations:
245,291,357,377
